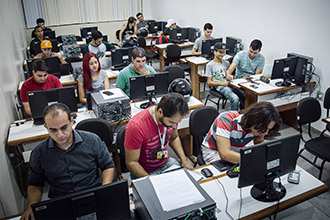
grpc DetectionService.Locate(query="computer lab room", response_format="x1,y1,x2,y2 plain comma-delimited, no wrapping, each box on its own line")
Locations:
0,0,330,219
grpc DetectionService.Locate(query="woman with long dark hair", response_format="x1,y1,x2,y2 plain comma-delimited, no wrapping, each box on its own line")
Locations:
77,52,109,104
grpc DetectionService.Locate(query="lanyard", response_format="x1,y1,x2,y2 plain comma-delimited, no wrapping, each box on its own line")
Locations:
152,106,167,150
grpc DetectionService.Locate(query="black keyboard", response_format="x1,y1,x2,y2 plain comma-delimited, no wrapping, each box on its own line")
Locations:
211,160,235,172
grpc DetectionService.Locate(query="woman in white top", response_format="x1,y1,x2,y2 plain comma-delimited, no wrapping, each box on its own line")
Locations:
78,52,109,104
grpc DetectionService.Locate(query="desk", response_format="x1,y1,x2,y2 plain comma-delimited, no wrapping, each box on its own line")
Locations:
322,117,330,124
155,42,194,71
196,165,328,220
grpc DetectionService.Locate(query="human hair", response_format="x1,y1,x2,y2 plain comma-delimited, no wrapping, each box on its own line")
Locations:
36,18,45,25
82,52,101,91
131,47,146,59
250,39,262,51
92,30,103,41
157,93,189,118
43,103,71,121
240,102,282,138
136,12,143,18
204,23,213,30
128,16,137,24
32,59,49,72
34,25,42,32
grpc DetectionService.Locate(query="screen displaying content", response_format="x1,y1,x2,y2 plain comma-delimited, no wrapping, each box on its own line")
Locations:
238,133,301,202
129,71,169,109
61,35,77,45
111,47,133,70
32,179,130,220
80,26,98,38
201,38,223,58
168,28,189,42
27,56,61,78
27,86,77,125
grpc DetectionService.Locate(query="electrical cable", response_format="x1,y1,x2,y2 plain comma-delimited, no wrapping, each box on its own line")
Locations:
215,178,235,220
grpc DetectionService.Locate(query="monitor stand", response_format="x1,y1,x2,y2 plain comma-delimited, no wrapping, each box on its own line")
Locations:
140,97,155,109
250,177,286,202
275,80,291,87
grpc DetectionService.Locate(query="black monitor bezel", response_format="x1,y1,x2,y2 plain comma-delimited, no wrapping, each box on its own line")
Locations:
80,26,98,38
201,38,223,56
111,47,133,67
27,56,61,78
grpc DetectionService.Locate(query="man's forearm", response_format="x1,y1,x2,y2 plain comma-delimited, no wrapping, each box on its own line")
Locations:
27,185,43,206
170,136,188,163
127,161,149,178
102,168,115,185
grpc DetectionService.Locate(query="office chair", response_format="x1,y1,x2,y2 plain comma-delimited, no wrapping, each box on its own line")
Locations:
163,65,185,84
116,124,129,173
296,97,330,180
189,106,219,166
75,118,123,180
136,36,159,65
323,87,330,132
115,29,121,41
165,44,190,72
204,87,228,110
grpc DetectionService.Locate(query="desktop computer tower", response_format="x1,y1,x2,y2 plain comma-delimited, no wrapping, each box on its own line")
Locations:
226,36,243,56
287,52,314,85
188,27,201,42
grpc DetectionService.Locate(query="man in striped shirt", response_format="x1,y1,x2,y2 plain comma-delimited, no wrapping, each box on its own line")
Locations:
201,102,282,164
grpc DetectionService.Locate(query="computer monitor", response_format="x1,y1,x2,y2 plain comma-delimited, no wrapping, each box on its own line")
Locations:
271,56,299,87
80,26,98,38
61,34,77,45
201,38,223,57
148,21,167,34
226,36,243,56
33,39,59,54
238,133,301,202
44,30,56,40
188,27,201,43
27,86,77,125
111,47,133,69
27,56,61,78
168,28,189,42
129,71,169,109
62,44,81,58
31,179,130,220
287,53,312,85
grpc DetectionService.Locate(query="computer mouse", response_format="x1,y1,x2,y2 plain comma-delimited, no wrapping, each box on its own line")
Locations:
201,168,213,178
226,164,240,178
102,91,113,96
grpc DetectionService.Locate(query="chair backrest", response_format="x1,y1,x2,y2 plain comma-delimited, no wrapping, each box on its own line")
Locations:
189,106,219,157
137,36,146,48
116,124,128,172
75,118,113,147
297,97,321,126
163,65,185,83
115,29,121,40
324,87,330,117
166,44,181,58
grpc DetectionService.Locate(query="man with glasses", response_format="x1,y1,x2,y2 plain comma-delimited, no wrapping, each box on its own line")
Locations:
136,12,149,29
21,103,115,220
34,40,67,64
201,102,281,164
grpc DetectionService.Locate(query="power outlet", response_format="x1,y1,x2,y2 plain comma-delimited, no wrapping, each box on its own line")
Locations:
316,91,324,101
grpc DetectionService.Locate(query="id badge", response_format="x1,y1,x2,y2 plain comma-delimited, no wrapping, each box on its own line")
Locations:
156,150,168,159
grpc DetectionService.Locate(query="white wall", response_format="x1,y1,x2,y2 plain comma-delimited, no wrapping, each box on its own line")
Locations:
0,0,27,217
143,0,330,130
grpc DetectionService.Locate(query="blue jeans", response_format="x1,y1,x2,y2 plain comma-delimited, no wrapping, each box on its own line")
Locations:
218,86,240,110
230,87,245,109
121,39,137,48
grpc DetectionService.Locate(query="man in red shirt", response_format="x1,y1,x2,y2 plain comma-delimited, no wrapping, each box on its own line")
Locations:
20,59,62,116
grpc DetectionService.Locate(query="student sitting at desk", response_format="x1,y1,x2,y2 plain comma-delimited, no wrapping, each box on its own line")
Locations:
116,47,155,97
201,102,281,164
192,23,214,55
20,103,115,220
20,59,62,116
205,43,241,111
163,18,179,36
125,93,194,179
31,18,52,39
81,30,118,58
119,16,138,47
77,52,110,104
136,12,149,30
29,25,49,58
34,40,67,64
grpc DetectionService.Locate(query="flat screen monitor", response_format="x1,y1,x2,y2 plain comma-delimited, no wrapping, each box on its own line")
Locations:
271,56,299,87
80,26,98,38
27,56,61,78
226,36,242,56
287,53,310,86
44,30,56,40
168,28,189,42
201,38,223,57
188,27,201,43
238,133,301,202
111,47,133,68
61,34,77,45
33,39,59,55
148,21,167,34
27,86,77,124
129,71,169,109
31,179,130,220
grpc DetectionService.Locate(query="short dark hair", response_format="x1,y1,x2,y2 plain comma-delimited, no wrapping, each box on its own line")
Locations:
131,47,146,59
32,59,49,72
36,18,45,24
250,39,262,51
128,16,137,24
136,12,143,18
92,30,103,41
240,102,282,138
204,23,213,30
34,25,42,32
43,103,71,121
157,93,189,118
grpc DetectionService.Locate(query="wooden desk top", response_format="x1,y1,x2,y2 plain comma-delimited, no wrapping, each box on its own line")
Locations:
155,41,194,50
322,117,330,125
